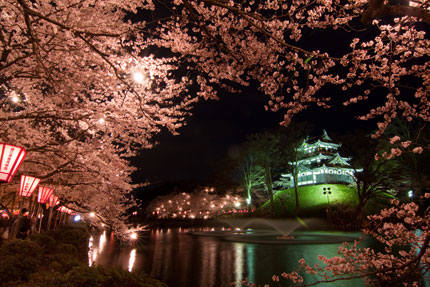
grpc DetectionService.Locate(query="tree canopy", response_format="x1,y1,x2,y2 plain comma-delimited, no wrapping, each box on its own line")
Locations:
2,0,429,234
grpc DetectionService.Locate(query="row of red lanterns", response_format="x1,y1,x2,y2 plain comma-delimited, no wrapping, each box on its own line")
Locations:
1,142,60,208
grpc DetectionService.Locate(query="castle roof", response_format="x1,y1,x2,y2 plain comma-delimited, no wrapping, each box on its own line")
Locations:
327,153,351,167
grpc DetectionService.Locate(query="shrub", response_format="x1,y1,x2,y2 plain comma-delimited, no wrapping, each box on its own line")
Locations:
29,233,56,252
48,253,84,273
0,240,43,286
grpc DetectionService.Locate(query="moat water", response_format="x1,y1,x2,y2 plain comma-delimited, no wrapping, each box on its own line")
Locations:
89,227,367,287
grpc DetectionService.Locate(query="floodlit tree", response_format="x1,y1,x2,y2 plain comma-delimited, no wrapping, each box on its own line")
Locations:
233,151,266,211
147,188,246,219
244,131,285,214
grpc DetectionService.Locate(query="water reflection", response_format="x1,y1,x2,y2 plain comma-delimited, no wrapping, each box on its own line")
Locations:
128,249,136,272
91,228,365,287
234,243,244,286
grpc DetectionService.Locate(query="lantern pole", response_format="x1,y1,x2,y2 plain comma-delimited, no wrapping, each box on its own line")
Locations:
47,206,53,230
38,206,44,233
53,210,59,230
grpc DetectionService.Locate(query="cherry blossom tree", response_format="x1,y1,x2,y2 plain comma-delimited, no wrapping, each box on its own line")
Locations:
267,194,430,287
1,0,197,235
2,0,429,235
147,188,247,219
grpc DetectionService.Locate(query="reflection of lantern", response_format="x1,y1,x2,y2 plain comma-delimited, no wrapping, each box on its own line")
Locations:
38,186,54,204
19,175,40,197
0,143,26,183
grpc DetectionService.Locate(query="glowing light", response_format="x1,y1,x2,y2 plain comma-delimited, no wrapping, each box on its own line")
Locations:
130,232,138,240
11,95,19,103
74,215,81,222
98,231,106,253
234,202,241,208
90,212,95,217
88,236,98,266
408,190,413,198
98,118,105,124
132,71,144,83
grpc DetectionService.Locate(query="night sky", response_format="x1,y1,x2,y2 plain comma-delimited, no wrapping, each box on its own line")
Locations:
133,84,376,184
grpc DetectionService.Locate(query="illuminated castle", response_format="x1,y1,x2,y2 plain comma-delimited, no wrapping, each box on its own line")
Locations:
280,130,357,187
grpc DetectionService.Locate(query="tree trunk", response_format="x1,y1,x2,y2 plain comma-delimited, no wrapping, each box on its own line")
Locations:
293,169,300,216
264,164,275,216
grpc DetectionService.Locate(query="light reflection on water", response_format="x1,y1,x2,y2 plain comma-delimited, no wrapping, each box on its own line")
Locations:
90,228,365,287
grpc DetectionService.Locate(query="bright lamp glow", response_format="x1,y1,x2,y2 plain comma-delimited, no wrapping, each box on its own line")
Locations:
132,71,144,83
130,232,138,240
408,190,413,198
11,96,19,103
234,202,241,207
74,215,81,222
90,212,95,217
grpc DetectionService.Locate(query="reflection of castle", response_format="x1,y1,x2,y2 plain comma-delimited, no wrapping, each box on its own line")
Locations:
281,130,357,187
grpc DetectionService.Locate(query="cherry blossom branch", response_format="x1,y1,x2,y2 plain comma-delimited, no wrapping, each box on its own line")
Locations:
202,0,339,60
16,0,122,37
362,0,430,25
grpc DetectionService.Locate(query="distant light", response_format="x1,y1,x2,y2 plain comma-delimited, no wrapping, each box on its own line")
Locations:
98,118,105,124
234,202,241,207
74,215,81,222
90,212,95,217
408,190,413,198
132,71,144,83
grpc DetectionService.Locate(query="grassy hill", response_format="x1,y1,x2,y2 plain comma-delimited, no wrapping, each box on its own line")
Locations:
255,184,359,217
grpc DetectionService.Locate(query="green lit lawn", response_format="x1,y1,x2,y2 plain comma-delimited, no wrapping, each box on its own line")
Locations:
256,184,359,217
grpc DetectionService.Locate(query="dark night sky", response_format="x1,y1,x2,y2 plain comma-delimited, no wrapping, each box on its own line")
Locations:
133,84,375,183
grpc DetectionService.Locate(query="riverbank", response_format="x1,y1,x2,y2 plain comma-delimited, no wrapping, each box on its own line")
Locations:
0,223,166,287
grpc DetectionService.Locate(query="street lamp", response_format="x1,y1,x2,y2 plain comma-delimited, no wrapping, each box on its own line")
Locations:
323,187,332,207
132,71,144,83
0,143,26,183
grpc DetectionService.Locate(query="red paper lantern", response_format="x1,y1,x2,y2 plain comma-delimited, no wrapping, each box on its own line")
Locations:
48,194,59,207
0,143,26,183
19,175,40,197
57,206,67,213
38,186,54,204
